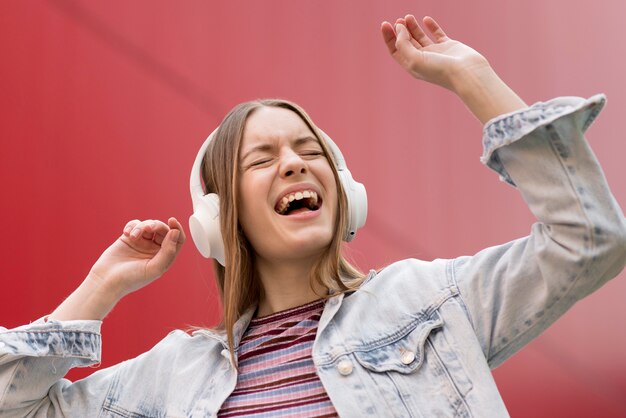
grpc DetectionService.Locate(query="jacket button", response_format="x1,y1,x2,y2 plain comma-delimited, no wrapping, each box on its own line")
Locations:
337,359,353,376
400,350,416,365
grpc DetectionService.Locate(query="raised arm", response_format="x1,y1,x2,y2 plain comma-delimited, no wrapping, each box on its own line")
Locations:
0,217,186,415
382,14,626,366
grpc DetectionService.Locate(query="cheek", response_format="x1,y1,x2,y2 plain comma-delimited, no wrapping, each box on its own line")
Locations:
236,173,273,239
318,167,339,214
238,172,267,209
236,179,257,238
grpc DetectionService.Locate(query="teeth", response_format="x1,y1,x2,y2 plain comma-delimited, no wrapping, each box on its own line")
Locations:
276,189,319,215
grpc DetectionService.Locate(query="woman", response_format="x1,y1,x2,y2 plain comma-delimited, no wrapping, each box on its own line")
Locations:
1,15,624,417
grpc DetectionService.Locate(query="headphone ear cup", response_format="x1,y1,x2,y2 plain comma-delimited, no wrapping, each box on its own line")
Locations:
189,193,226,265
317,129,367,241
338,169,367,242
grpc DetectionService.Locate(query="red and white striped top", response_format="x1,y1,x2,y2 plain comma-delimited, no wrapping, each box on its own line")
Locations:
218,299,338,417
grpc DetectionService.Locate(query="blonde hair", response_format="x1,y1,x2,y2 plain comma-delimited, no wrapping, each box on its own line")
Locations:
201,99,365,361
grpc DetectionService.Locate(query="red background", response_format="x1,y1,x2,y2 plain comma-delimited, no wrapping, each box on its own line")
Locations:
1,1,625,416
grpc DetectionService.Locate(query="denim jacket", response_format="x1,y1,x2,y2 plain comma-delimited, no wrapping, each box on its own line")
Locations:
1,95,625,418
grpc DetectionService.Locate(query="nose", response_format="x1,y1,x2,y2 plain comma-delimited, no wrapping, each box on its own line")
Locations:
279,148,307,178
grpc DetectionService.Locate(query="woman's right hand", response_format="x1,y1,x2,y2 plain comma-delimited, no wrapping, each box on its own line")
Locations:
89,217,186,299
49,217,186,321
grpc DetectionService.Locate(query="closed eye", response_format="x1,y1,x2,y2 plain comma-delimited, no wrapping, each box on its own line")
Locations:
249,158,273,167
300,150,324,157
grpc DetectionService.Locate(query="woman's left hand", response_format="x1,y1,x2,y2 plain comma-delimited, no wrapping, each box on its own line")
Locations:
382,14,527,124
381,15,490,93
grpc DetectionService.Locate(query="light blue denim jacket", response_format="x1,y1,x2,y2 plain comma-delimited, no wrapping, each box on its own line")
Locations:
1,95,625,418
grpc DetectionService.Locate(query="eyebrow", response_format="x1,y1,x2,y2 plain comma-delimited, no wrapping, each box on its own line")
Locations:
240,136,320,162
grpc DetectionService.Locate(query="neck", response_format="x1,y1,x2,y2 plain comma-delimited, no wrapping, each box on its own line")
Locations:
255,256,327,317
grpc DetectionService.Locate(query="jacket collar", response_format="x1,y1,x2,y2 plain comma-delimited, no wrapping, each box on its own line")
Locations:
192,273,376,360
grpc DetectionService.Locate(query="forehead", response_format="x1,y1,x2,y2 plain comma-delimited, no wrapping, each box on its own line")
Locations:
241,106,316,150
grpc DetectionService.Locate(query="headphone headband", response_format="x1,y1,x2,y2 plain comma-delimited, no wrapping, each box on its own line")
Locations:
189,128,218,206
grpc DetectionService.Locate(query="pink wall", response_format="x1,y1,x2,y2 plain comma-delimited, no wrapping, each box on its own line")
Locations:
1,1,625,416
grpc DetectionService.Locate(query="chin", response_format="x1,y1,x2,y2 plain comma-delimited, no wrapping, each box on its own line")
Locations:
279,230,334,260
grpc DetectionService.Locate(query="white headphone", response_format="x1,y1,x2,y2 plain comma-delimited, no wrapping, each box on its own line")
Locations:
189,127,367,266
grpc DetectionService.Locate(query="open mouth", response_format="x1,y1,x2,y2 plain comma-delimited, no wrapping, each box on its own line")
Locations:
275,190,322,216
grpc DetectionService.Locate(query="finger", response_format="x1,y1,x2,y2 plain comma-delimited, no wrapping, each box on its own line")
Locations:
167,217,187,248
143,220,170,244
130,219,168,241
130,221,151,239
394,23,410,44
135,220,156,240
123,219,141,236
146,228,182,278
405,15,433,47
381,21,398,55
423,16,450,42
152,228,168,246
394,23,421,59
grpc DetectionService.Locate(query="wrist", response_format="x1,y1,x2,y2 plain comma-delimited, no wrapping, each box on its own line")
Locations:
450,65,527,124
49,273,123,321
85,270,126,302
447,58,493,94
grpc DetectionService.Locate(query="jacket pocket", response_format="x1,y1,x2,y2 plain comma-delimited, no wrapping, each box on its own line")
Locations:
351,311,473,418
353,312,443,374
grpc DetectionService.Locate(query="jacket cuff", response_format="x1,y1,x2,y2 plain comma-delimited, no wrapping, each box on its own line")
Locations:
0,318,102,365
481,94,606,186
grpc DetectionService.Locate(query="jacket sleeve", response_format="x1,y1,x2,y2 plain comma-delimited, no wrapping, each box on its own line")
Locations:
0,318,112,417
451,94,626,368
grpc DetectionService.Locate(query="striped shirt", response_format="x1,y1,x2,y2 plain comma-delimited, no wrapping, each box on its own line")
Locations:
218,299,338,417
